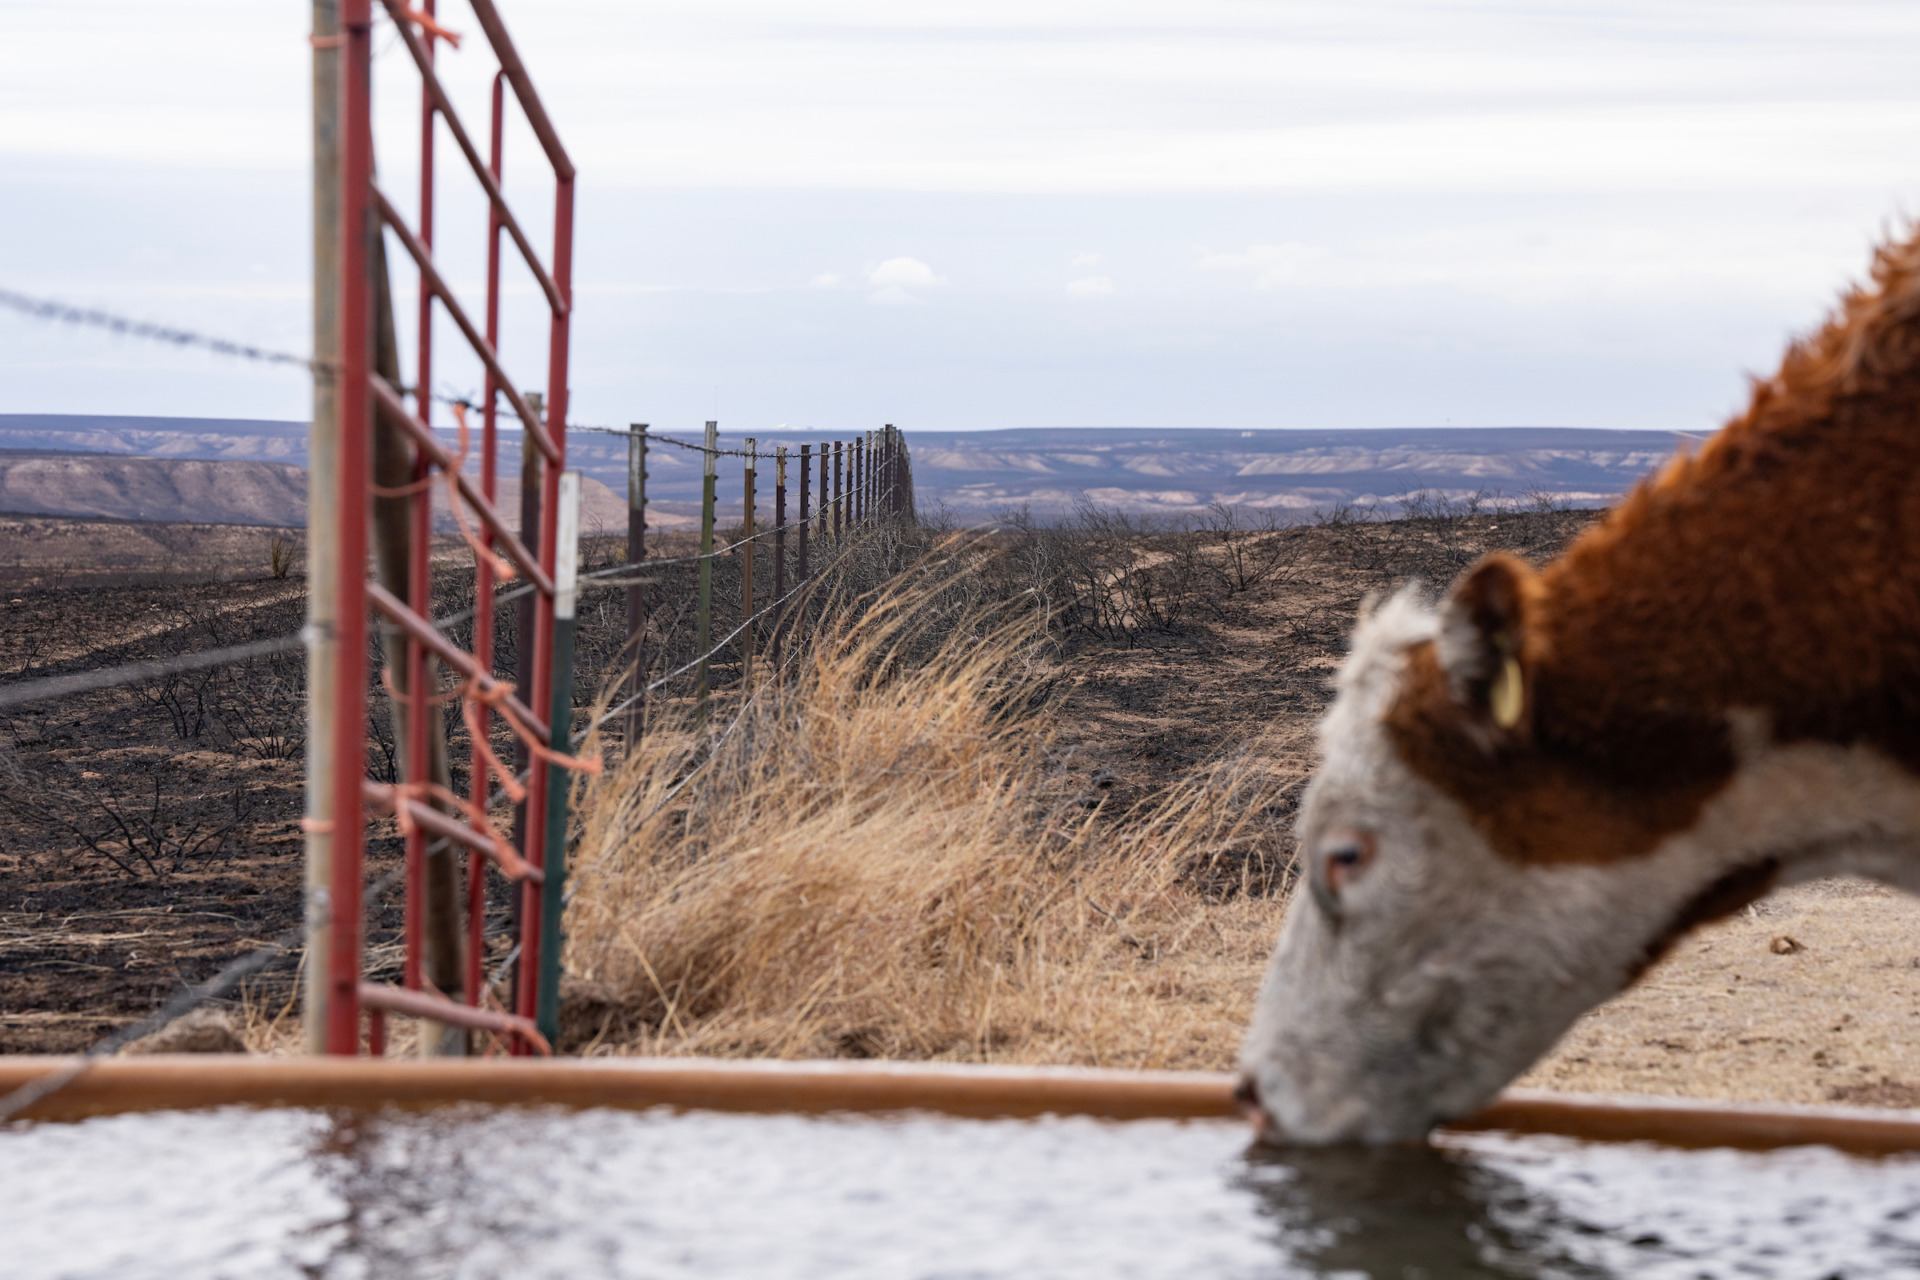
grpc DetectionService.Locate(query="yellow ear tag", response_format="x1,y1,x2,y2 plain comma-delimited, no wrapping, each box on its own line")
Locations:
1490,655,1524,730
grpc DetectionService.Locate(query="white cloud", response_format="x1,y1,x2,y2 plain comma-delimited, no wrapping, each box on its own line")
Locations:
868,257,945,289
865,256,944,305
1070,251,1103,268
1198,242,1331,290
809,271,844,289
1066,274,1116,297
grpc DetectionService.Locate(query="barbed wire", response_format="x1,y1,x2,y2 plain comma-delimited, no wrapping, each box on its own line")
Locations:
0,630,310,713
587,509,889,733
0,288,333,379
0,865,404,1126
0,573,544,713
0,488,897,713
578,514,814,583
1,288,904,466
569,423,887,462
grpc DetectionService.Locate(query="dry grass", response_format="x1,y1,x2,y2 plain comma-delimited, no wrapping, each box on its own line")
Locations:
561,576,1303,1068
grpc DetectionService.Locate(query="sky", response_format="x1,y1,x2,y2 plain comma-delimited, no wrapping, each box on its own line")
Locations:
4,0,1920,433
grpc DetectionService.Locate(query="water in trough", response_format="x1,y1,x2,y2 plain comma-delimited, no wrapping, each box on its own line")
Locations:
7,1105,1920,1278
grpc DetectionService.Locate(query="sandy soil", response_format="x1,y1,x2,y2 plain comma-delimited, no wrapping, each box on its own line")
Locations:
1523,878,1920,1105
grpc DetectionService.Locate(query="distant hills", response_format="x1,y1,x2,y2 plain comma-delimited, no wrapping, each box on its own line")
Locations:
0,415,1687,527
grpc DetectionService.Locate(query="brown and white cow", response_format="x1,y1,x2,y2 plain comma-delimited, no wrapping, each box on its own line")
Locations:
1237,232,1920,1145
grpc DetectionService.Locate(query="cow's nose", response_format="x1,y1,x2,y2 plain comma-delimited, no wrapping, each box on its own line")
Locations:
1232,1074,1275,1140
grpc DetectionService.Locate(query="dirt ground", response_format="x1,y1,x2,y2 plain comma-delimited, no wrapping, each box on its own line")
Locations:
5,506,1918,1109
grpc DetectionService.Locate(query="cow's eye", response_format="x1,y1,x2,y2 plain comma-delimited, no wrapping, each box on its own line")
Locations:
1309,828,1377,921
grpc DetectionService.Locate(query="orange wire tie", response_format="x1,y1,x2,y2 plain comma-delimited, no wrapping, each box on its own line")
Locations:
462,680,529,804
399,6,463,48
369,473,435,499
379,665,465,708
479,678,604,777
444,401,517,582
376,779,537,881
417,976,551,1057
473,984,527,1057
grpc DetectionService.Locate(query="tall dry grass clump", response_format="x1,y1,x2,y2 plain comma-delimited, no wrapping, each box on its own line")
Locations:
562,567,1304,1068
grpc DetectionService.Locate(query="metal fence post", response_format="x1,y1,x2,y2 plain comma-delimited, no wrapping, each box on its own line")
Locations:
534,469,581,1045
797,443,811,581
305,0,342,1054
742,438,757,687
510,388,544,896
625,422,648,750
324,0,376,1055
773,445,787,670
695,420,717,715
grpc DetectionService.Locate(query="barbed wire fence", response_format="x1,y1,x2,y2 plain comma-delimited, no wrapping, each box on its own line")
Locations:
0,286,916,1116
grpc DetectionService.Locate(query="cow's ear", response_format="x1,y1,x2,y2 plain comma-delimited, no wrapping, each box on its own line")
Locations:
1437,554,1540,741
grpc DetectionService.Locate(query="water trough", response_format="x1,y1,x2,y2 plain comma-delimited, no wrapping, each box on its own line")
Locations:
8,1057,1920,1278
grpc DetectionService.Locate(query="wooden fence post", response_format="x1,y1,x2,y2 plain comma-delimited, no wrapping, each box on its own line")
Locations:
742,438,757,687
797,443,812,581
695,420,717,715
832,441,844,541
773,445,787,670
883,424,895,515
818,439,829,543
853,434,864,526
625,422,648,750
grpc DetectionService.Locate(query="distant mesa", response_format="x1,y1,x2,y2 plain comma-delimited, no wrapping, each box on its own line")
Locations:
0,414,1685,526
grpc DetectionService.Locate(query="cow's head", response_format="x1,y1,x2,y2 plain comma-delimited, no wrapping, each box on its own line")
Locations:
1237,554,1727,1144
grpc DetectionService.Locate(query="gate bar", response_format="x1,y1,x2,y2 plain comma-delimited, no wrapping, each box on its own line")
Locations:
371,188,556,460
377,0,566,314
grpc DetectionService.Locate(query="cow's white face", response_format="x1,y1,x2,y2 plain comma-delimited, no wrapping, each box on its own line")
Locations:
1236,569,1667,1145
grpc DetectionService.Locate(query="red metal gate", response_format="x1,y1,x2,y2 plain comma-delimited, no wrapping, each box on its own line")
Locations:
326,0,579,1054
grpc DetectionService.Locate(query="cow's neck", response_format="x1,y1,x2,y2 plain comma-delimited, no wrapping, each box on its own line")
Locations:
1523,429,1920,891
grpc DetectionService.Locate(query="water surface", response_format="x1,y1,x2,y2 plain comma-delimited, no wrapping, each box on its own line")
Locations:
7,1105,1919,1278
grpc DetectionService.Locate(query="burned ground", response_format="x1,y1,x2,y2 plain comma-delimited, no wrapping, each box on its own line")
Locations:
0,502,1591,1052
6,504,1919,1109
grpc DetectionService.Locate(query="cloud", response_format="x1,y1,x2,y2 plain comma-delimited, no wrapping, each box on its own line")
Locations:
1066,274,1116,297
868,257,945,289
809,271,844,289
1198,242,1331,290
866,256,944,305
1070,251,1103,268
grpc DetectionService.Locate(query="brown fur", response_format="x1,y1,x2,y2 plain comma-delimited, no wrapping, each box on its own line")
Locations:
1387,232,1920,864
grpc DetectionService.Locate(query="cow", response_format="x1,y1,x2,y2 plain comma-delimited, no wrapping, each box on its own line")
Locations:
1237,230,1920,1145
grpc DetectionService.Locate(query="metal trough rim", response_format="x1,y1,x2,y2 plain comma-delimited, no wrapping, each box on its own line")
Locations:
4,1056,1919,1156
